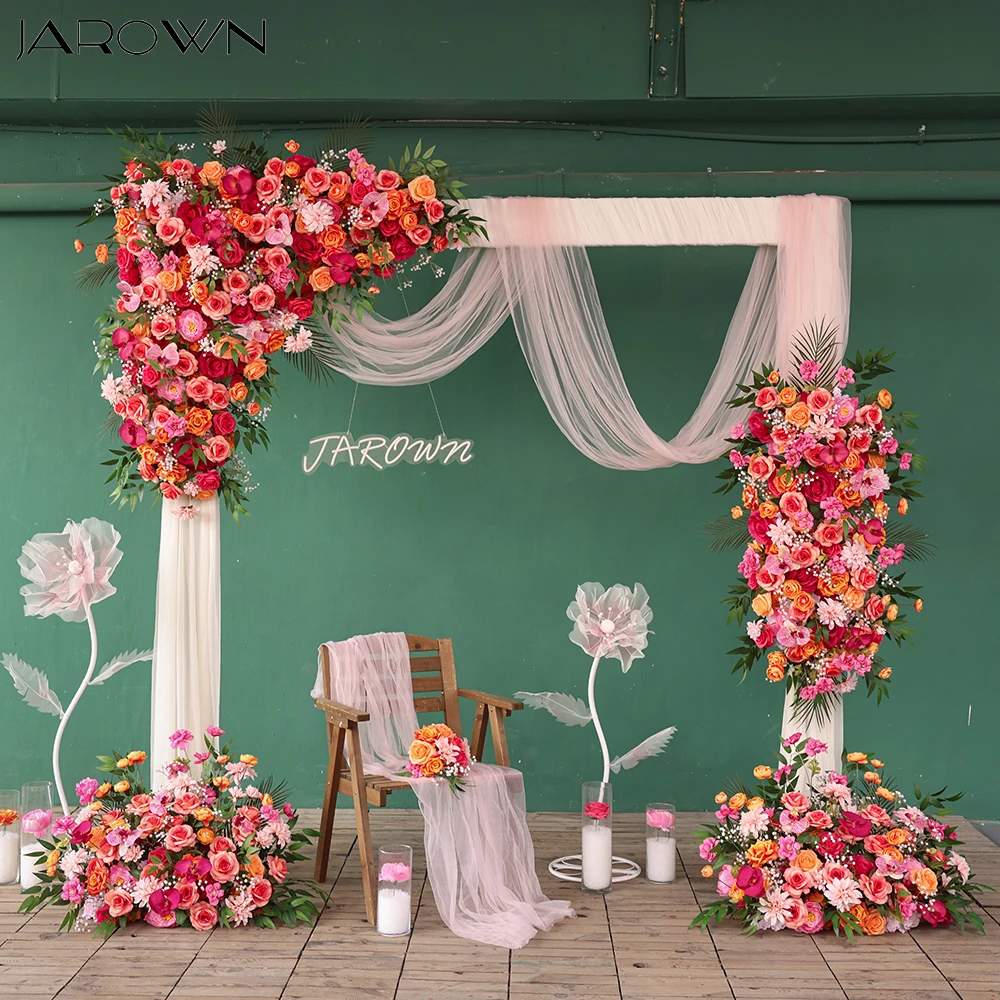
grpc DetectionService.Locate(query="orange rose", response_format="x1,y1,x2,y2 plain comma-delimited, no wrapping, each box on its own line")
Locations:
196,826,215,845
242,359,268,381
757,500,778,519
765,664,785,682
746,840,779,867
186,407,213,436
408,740,434,766
767,651,787,669
914,599,923,613
158,269,183,292
868,453,887,469
885,828,908,847
46,849,61,877
191,280,209,303
753,766,773,780
407,175,437,202
767,370,780,384
794,850,822,872
701,865,714,878
751,593,772,617
354,252,371,270
199,160,225,187
842,586,866,611
850,903,868,925
425,756,444,775
778,387,798,406
247,854,266,879
862,910,887,935
714,792,728,804
792,592,815,617
747,797,764,811
95,244,109,263
86,858,109,896
728,793,747,810
879,667,892,679
400,211,419,231
885,603,898,621
877,389,893,409
834,481,863,507
818,571,850,596
912,867,938,895
785,402,811,428
115,208,140,238
318,225,347,249
306,266,333,292
229,381,248,402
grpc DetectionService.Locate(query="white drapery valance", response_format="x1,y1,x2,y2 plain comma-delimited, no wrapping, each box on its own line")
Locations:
151,195,850,781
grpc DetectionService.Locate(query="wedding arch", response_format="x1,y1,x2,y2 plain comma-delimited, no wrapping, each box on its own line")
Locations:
150,194,851,779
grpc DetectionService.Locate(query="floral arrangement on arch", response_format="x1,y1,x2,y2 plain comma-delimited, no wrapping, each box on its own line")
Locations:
707,334,929,721
402,723,473,794
19,727,322,936
78,110,485,517
692,738,986,938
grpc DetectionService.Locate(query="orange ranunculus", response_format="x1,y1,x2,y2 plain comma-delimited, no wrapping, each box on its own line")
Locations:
778,387,798,406
731,507,743,519
746,797,764,811
95,244,109,263
408,740,434,766
186,407,213,436
879,667,892,679
714,792,728,804
746,840,779,867
767,651,787,670
701,865,714,878
834,481,863,508
46,849,61,877
897,498,909,516
794,850,822,872
885,603,898,621
876,787,896,802
877,389,893,409
114,780,130,793
885,828,908,847
196,826,215,845
95,782,112,799
243,359,268,381
785,402,811,428
751,593,772,617
765,664,784,682
846,752,868,763
912,867,938,895
862,910,887,935
753,766,773,780
126,750,146,766
728,793,747,810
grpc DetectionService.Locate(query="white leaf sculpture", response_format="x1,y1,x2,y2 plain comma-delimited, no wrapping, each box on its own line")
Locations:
609,725,677,774
89,648,154,686
515,691,592,727
3,653,64,718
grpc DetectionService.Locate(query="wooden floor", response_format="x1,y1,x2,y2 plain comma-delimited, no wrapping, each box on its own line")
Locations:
2,810,999,1000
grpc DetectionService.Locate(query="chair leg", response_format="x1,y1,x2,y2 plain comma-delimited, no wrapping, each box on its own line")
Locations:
470,702,489,763
489,705,511,768
347,727,378,925
314,723,346,883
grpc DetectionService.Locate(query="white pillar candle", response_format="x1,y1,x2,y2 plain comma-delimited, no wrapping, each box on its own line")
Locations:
377,886,411,936
581,824,613,891
646,836,676,883
20,843,42,891
0,830,18,884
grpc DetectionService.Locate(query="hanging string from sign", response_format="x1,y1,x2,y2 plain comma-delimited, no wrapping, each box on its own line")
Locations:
398,278,447,437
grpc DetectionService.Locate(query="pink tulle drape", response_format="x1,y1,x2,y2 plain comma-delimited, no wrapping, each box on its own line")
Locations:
315,633,574,948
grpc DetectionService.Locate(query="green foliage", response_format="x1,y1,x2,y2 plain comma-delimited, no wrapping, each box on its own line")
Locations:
195,101,269,174
789,318,843,387
314,114,375,169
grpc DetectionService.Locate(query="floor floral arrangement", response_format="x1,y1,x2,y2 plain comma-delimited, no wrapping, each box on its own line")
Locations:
78,111,484,517
19,728,322,935
708,337,928,721
692,736,985,937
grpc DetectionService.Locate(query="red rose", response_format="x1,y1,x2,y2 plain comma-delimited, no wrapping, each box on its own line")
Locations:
802,468,836,502
117,247,139,284
752,624,775,649
374,263,395,279
389,233,417,262
286,296,314,319
292,232,322,263
852,854,876,877
176,200,199,226
250,878,273,908
817,832,845,857
747,511,770,544
747,409,771,442
212,412,236,436
217,237,245,267
288,152,316,172
169,287,194,309
786,569,818,594
228,303,255,325
195,470,221,492
199,353,229,379
379,217,401,238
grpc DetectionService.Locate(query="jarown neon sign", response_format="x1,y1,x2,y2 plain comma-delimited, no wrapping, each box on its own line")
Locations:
17,19,265,59
303,433,474,474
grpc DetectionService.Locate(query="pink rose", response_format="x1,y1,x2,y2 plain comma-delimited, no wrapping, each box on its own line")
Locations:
407,224,432,246
860,804,891,826
249,878,273,908
248,283,276,312
806,387,834,414
207,384,231,411
813,522,844,548
781,791,810,814
209,851,239,883
864,594,885,620
789,544,820,568
856,404,883,428
849,430,873,453
195,470,221,492
165,824,197,852
127,793,153,815
256,174,283,203
105,887,134,918
267,856,288,883
139,277,167,306
150,314,176,339
139,812,166,836
424,198,445,224
783,867,813,896
778,491,808,517
805,810,833,829
205,435,231,464
156,217,186,245
302,167,330,196
260,247,291,274
246,215,268,243
860,872,891,905
189,901,219,931
172,792,201,815
174,350,198,377
185,375,213,402
201,291,232,321
124,393,149,424
747,454,775,481
754,387,778,410
584,801,611,821
210,836,236,854
784,897,811,930
175,880,199,910
375,169,402,191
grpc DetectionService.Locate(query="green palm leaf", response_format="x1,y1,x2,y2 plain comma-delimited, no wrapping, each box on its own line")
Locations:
788,318,842,387
315,115,375,170
702,513,749,553
884,522,934,562
75,258,118,292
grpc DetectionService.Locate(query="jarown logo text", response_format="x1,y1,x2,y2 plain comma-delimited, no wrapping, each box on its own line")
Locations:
17,19,265,60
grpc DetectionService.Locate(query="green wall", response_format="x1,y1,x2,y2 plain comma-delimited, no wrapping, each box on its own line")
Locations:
1,1,999,817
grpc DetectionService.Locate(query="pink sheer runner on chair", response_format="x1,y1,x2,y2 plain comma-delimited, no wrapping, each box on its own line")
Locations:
315,632,574,948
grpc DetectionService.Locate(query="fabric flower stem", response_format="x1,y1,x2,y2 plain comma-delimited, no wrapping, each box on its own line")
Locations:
50,604,98,816
587,654,611,789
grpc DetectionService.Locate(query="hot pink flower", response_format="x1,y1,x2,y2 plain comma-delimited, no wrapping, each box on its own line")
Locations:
584,800,611,821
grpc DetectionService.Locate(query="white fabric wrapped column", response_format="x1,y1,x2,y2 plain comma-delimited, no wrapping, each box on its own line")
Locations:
150,497,221,784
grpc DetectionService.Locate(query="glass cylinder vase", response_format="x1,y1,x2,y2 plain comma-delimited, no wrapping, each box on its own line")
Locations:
377,844,413,936
581,780,613,893
645,801,677,884
0,790,20,885
19,781,53,892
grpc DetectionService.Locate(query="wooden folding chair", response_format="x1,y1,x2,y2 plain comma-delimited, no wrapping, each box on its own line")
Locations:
313,634,524,924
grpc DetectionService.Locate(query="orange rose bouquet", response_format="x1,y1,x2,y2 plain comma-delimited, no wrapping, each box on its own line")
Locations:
19,727,323,937
402,723,473,794
692,739,986,938
79,113,485,518
708,337,928,721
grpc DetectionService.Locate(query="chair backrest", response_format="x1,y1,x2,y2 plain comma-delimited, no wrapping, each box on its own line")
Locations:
320,634,463,736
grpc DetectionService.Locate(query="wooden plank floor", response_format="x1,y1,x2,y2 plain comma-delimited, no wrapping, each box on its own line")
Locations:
2,810,998,1000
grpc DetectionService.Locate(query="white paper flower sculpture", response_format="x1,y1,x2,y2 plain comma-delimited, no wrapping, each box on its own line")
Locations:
18,518,122,623
517,582,674,786
4,519,151,815
567,582,653,672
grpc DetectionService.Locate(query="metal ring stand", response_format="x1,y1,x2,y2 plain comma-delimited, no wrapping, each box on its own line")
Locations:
548,854,642,883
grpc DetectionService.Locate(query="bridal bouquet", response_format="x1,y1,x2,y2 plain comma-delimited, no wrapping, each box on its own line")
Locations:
711,339,927,720
19,728,322,936
692,738,985,937
81,115,485,516
403,724,473,793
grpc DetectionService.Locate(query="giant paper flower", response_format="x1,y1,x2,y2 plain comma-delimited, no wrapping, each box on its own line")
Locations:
18,518,122,622
567,582,653,672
